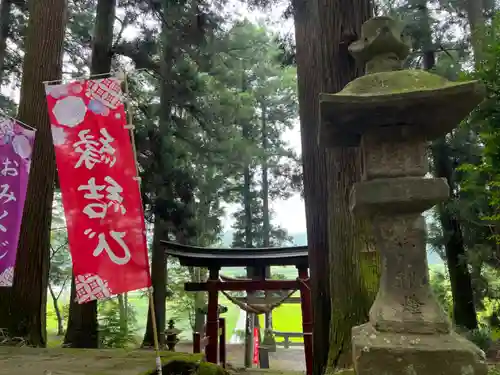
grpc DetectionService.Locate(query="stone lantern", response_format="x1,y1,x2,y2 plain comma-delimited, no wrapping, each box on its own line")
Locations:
319,16,487,375
165,319,182,351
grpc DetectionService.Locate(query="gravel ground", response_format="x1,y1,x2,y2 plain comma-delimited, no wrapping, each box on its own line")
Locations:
0,345,305,375
175,342,306,372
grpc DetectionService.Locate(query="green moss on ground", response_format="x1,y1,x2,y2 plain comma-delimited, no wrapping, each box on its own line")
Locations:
489,365,500,375
233,370,303,375
137,358,228,375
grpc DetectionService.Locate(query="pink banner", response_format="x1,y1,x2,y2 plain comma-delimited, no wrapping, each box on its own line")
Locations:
0,116,35,286
45,78,151,303
253,327,260,365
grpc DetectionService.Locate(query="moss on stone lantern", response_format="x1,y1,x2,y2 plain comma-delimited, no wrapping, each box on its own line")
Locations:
319,16,484,149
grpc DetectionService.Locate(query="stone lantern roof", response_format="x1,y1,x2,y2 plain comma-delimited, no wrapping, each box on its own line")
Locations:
319,16,485,148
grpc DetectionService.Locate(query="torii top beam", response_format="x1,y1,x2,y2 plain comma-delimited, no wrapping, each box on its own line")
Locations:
161,240,309,269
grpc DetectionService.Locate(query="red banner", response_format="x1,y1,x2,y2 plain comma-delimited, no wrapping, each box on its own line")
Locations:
253,327,260,365
45,77,151,303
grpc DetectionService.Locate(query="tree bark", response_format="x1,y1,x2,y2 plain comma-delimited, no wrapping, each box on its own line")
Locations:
463,0,485,66
431,139,478,330
327,148,379,369
142,0,177,346
0,0,13,78
48,283,64,336
292,2,331,372
293,0,374,372
89,0,116,74
64,0,116,349
117,293,128,337
260,103,271,367
0,0,66,347
64,279,99,347
260,102,272,333
142,217,167,348
242,66,255,365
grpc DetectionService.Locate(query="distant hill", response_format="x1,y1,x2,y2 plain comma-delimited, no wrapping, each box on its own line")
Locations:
219,230,443,265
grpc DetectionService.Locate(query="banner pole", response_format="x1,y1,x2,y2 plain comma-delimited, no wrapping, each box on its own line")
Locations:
122,71,163,375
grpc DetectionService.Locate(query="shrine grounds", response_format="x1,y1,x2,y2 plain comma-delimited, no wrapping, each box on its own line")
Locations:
45,263,500,347
0,346,499,375
45,266,306,347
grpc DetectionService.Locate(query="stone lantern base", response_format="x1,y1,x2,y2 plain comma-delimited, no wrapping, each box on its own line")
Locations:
352,323,488,375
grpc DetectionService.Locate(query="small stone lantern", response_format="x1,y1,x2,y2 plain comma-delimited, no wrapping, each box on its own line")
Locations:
319,16,487,375
165,319,182,351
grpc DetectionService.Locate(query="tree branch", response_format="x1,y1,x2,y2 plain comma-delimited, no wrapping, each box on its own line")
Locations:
112,41,161,75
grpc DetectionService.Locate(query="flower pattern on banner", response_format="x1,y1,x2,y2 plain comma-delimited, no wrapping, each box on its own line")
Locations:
51,126,67,146
75,273,112,303
0,117,15,143
52,96,88,128
0,266,14,286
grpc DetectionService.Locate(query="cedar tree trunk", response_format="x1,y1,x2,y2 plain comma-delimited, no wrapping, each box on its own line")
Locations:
293,0,376,372
0,0,66,346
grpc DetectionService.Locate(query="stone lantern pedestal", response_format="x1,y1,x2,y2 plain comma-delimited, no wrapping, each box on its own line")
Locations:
319,16,488,375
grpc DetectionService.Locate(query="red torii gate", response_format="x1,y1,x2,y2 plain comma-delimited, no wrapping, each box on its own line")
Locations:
162,241,313,375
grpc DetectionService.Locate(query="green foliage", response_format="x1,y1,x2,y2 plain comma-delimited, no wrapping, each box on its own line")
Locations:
462,325,493,353
429,268,453,315
167,259,198,329
98,297,139,348
458,14,500,269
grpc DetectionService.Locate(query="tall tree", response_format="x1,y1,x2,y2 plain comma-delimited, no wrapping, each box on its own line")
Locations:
0,0,25,80
293,0,375,372
140,0,180,348
63,0,116,348
48,198,71,337
463,0,486,65
0,0,14,77
292,2,331,372
403,0,479,330
0,0,66,346
139,0,224,347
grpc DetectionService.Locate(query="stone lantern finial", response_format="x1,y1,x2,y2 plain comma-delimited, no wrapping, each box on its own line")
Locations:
348,16,410,73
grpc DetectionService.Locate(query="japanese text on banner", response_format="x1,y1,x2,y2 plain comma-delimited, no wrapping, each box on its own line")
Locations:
0,117,35,287
45,78,151,303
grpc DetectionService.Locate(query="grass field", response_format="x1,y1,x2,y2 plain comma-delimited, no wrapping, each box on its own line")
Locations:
46,290,304,345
